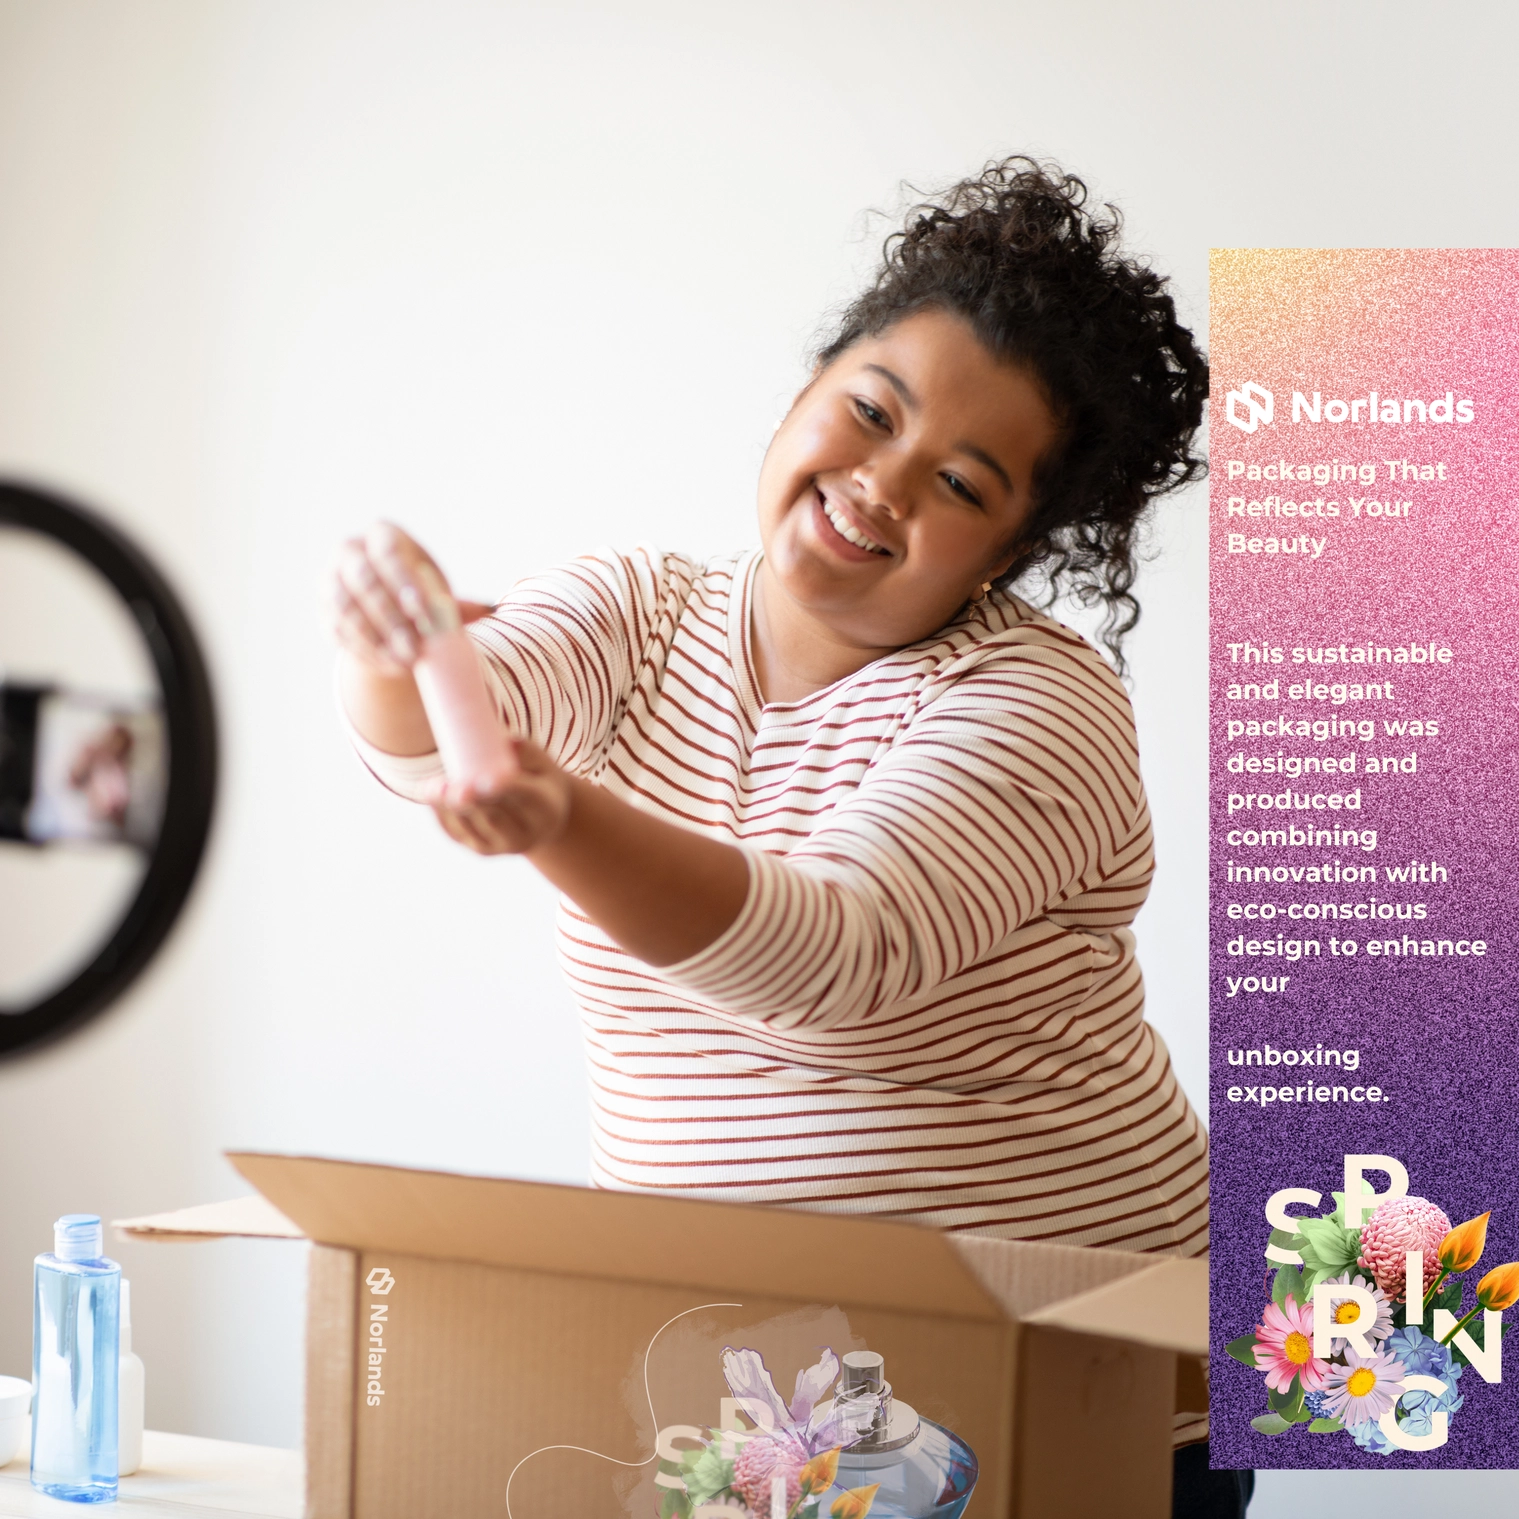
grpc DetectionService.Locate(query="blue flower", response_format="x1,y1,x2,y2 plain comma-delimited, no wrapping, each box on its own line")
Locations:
1349,1417,1396,1456
1396,1369,1464,1439
1302,1390,1334,1418
1343,1339,1463,1456
1386,1326,1453,1381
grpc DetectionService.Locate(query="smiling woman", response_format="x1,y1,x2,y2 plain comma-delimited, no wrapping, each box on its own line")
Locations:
752,309,1060,700
333,156,1215,1465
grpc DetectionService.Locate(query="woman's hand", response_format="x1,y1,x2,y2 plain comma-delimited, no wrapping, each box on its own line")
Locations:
333,521,491,673
427,740,573,856
332,521,494,757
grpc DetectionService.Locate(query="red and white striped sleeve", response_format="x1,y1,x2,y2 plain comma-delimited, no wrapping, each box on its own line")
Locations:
349,545,680,796
469,546,677,776
658,639,1150,1031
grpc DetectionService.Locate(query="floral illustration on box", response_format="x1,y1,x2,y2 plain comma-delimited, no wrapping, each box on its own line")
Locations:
1228,1183,1519,1453
657,1346,977,1518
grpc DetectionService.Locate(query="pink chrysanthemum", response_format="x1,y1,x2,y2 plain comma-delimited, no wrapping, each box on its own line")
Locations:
1321,1344,1407,1427
732,1434,807,1515
1321,1272,1394,1342
1357,1196,1452,1302
1252,1297,1331,1394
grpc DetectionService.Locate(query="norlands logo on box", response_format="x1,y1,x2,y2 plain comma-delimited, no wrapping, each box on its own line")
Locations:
365,1267,394,1407
1225,382,1475,432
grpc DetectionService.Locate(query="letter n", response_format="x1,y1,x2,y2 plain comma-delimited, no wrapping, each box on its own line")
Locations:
1432,1309,1502,1383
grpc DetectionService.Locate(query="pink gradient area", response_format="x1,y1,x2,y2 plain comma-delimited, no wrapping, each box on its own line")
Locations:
1210,250,1519,918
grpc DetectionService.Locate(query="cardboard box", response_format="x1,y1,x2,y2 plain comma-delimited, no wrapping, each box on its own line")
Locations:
118,1154,1207,1519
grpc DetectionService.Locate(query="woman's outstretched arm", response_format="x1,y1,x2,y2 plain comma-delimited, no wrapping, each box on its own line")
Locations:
432,754,751,965
334,524,748,963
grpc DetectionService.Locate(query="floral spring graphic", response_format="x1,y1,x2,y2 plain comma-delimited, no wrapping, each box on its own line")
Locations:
503,1304,978,1519
656,1344,977,1519
1227,1155,1518,1455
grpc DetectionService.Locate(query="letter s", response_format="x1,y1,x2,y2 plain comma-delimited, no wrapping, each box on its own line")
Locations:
1264,1187,1322,1264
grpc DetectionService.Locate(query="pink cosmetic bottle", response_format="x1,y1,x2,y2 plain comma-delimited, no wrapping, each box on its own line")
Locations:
406,563,513,791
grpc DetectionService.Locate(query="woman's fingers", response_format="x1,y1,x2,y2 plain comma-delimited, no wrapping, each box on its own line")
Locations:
329,522,488,669
364,522,461,639
430,744,572,857
336,535,418,664
332,575,406,671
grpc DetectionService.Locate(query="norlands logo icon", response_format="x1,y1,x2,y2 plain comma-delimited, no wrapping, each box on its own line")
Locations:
366,1266,395,1295
1226,382,1274,433
1223,382,1475,430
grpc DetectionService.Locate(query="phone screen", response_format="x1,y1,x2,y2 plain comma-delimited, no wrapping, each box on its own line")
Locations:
0,682,165,850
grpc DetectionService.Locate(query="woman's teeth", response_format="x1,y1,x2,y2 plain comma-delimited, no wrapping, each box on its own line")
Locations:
822,498,888,554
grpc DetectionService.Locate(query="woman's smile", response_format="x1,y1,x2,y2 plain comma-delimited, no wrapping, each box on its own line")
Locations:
814,487,891,559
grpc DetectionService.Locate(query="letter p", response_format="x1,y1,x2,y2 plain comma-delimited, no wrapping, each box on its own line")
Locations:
1341,1154,1409,1229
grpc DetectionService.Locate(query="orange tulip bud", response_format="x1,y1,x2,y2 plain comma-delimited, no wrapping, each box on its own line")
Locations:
830,1485,881,1519
1476,1261,1519,1312
800,1447,841,1494
1438,1212,1491,1273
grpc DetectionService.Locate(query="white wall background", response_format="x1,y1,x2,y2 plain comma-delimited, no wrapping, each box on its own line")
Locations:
0,1,1514,1508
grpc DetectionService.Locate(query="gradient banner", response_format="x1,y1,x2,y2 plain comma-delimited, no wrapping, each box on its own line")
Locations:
1209,250,1519,1469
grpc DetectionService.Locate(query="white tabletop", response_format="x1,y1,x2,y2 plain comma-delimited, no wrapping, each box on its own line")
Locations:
0,1427,301,1518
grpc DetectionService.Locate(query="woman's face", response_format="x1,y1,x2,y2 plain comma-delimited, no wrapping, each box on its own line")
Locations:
757,307,1060,652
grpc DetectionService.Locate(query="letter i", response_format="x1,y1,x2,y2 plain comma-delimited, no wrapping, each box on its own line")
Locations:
772,1475,788,1518
1405,1251,1423,1325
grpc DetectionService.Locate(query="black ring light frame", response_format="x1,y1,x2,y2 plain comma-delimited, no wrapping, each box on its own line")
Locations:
0,480,218,1058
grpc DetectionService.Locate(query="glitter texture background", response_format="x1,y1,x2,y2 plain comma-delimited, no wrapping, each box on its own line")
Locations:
1209,249,1519,1470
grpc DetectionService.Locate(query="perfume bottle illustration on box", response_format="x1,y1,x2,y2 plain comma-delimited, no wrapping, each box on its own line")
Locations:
662,1343,977,1519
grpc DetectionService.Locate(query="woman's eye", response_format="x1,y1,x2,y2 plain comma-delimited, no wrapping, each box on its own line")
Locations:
942,473,982,506
853,398,889,428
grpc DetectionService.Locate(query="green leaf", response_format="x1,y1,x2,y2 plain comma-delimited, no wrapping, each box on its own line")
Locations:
1297,1216,1360,1276
1272,1265,1306,1309
659,1489,692,1519
1267,1227,1305,1262
1225,1333,1261,1368
1268,1382,1308,1423
1435,1281,1463,1314
1329,1188,1373,1234
1251,1412,1293,1436
679,1447,734,1506
1307,1417,1344,1434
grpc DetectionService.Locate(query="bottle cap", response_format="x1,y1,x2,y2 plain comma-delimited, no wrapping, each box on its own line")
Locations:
841,1350,885,1393
53,1214,103,1262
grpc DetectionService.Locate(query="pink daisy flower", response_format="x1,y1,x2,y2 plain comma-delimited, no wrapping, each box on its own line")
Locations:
1321,1344,1407,1426
1252,1297,1330,1393
1321,1272,1394,1343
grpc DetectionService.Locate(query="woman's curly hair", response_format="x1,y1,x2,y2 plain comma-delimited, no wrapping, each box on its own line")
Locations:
815,157,1208,672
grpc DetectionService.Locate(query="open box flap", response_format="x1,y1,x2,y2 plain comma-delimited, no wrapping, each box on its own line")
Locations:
114,1192,303,1241
1023,1255,1208,1357
120,1152,1210,1356
224,1151,1010,1321
946,1229,1160,1320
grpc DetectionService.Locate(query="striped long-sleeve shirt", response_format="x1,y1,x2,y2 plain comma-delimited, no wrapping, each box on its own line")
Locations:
357,545,1209,1256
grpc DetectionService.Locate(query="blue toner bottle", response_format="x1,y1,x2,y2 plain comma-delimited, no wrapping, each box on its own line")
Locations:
32,1214,120,1502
